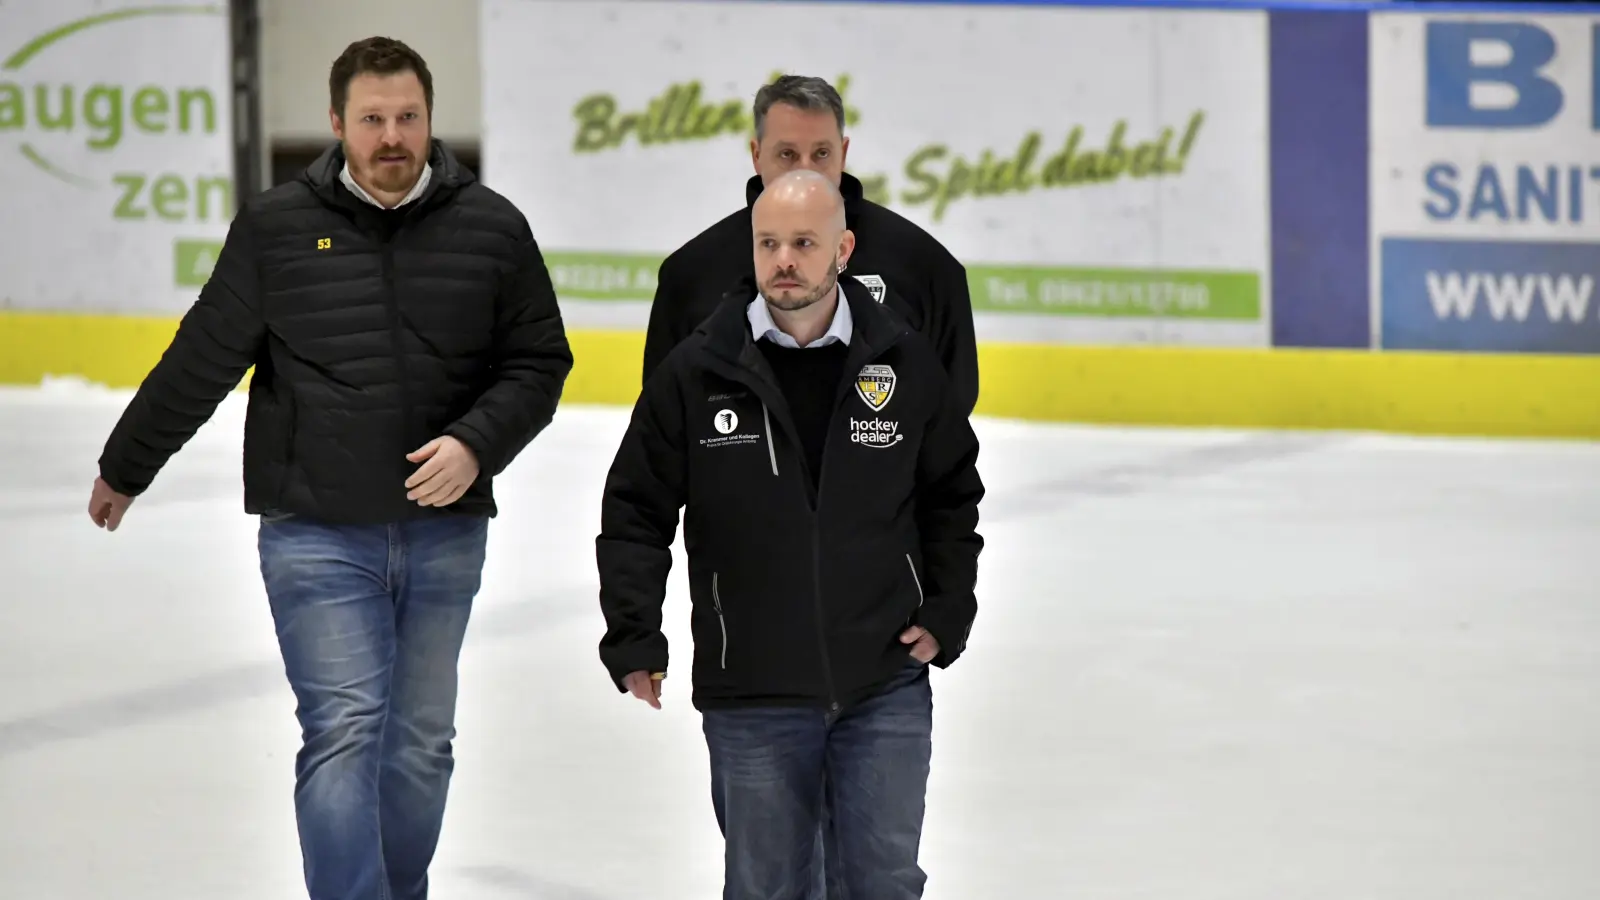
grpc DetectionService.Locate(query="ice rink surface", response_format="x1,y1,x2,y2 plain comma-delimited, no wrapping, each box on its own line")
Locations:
1,381,1597,900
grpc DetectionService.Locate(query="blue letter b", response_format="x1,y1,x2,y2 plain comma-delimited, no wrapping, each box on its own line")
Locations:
1426,22,1562,128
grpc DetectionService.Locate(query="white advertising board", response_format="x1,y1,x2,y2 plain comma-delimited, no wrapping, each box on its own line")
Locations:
0,2,234,315
481,0,1271,346
1370,10,1600,354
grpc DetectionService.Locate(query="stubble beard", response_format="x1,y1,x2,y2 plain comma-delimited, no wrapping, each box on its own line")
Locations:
765,255,840,312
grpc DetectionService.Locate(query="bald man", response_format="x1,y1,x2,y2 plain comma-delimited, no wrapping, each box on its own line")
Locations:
595,169,985,898
643,74,979,417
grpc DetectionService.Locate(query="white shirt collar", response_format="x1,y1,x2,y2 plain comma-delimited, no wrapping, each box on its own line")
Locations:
748,288,852,349
340,161,432,208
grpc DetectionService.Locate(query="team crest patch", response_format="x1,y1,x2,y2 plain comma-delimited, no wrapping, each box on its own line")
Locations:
851,274,887,303
854,364,896,411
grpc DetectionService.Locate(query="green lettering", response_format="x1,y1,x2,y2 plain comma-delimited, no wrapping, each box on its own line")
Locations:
112,173,146,219
892,111,1205,216
150,174,187,220
900,145,945,207
856,171,890,206
0,84,21,130
35,84,72,131
1098,121,1127,179
176,87,215,133
572,94,618,152
1130,142,1158,177
1041,127,1082,187
193,175,234,221
83,84,123,150
132,86,169,132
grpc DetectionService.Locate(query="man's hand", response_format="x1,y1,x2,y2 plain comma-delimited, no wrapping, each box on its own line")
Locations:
621,671,665,709
405,436,480,507
900,625,941,664
88,477,134,531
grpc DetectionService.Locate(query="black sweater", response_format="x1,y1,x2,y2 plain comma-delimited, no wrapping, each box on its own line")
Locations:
756,339,849,490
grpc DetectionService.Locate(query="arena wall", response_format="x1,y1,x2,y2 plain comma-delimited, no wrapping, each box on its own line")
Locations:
2,0,1597,438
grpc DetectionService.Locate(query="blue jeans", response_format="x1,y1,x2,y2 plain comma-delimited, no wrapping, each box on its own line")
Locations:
258,512,489,900
702,661,934,900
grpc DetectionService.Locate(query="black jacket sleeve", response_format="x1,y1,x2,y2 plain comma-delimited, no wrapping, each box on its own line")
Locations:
910,364,985,667
444,224,574,478
98,211,266,497
928,248,980,415
640,254,689,388
595,358,690,690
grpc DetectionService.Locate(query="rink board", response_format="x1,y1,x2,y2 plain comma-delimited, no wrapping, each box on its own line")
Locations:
3,310,1597,439
3,0,1600,438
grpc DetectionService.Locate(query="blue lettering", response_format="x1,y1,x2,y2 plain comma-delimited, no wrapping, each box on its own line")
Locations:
1517,166,1558,221
1426,22,1563,128
1424,163,1599,223
1468,167,1509,220
1423,163,1460,219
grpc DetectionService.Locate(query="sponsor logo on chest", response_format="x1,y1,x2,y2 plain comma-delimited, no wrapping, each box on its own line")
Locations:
701,407,762,449
851,363,903,449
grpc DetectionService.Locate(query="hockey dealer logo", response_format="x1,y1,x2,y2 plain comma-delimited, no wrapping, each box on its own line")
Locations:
701,408,761,449
850,417,904,449
854,364,896,411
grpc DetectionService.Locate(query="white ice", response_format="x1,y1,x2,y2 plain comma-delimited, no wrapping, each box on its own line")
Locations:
1,379,1597,899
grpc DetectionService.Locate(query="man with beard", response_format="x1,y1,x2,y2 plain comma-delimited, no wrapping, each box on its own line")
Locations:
596,169,985,899
641,74,979,417
87,37,573,900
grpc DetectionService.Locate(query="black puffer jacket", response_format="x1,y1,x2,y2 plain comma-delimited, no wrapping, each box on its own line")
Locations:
98,140,573,523
643,173,979,414
598,277,984,712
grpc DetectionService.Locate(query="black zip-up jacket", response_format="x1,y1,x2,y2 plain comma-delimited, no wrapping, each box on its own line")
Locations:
97,140,573,523
597,276,985,711
642,173,979,414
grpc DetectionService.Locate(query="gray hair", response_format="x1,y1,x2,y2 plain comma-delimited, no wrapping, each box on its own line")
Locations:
752,75,845,142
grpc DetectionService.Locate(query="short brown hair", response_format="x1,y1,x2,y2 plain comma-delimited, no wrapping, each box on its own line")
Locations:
753,75,845,142
329,37,434,117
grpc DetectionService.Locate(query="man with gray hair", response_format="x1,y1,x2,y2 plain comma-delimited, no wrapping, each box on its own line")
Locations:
599,169,984,898
641,74,978,416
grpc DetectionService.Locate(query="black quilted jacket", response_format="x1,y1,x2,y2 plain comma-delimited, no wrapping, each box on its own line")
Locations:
98,139,574,524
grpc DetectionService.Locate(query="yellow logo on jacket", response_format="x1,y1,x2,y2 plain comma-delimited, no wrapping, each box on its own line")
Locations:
316,238,331,250
855,364,896,411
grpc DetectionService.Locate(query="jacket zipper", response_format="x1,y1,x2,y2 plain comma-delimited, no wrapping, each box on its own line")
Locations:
712,572,728,670
380,238,415,452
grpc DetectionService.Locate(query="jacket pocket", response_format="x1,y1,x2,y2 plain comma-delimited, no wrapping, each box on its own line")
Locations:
906,553,925,608
712,571,729,670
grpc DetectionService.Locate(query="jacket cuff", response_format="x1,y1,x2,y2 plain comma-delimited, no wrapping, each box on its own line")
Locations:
600,642,669,691
913,599,975,668
442,420,495,474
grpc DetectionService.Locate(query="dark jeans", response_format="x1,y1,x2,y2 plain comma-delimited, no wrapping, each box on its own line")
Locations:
258,512,489,900
703,661,934,900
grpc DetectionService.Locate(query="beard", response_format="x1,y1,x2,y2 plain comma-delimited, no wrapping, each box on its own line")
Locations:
762,255,840,312
347,141,424,195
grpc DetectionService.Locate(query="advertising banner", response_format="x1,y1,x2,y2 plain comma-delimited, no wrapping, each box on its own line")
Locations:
0,2,234,316
1371,11,1600,354
481,0,1272,346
